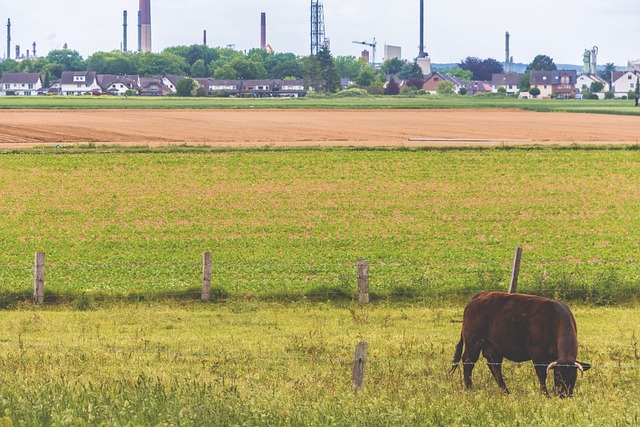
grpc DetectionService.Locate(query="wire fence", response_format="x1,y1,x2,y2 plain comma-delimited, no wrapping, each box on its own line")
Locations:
1,253,639,304
0,339,638,371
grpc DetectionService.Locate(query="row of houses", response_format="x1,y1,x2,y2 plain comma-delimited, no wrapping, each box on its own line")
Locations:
421,70,639,99
2,69,638,99
0,72,308,98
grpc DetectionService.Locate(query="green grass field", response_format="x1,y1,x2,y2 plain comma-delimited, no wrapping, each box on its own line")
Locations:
0,147,639,303
1,140,640,425
0,303,638,426
1,95,640,116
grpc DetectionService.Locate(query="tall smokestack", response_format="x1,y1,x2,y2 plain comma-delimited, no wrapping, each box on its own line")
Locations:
505,31,510,74
15,45,19,60
203,30,207,45
139,0,152,52
137,11,142,52
32,42,36,58
6,19,10,61
260,13,267,50
418,0,426,58
123,11,128,52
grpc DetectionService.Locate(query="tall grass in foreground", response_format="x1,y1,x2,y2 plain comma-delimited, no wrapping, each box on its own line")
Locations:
0,147,639,303
0,303,638,426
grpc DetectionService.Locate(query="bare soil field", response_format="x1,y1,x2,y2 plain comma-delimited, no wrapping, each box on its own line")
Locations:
0,108,638,148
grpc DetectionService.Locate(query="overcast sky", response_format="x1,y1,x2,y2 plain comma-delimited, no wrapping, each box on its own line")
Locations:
1,0,638,66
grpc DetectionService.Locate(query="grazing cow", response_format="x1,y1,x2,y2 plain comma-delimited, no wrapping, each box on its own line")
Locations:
450,291,590,397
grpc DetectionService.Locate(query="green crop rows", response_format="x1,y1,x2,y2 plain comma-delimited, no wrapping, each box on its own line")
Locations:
0,146,639,303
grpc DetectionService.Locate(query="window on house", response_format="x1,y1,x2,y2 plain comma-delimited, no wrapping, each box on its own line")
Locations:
4,84,9,90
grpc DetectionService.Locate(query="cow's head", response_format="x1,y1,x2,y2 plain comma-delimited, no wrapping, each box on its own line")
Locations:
547,360,591,397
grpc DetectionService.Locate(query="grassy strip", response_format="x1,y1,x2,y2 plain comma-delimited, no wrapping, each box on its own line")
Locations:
1,95,640,116
0,303,637,426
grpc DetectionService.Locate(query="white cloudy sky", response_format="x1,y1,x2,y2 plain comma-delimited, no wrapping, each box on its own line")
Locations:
1,0,638,66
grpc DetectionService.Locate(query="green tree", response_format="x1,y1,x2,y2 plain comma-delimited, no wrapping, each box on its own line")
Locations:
598,63,616,84
230,56,267,79
302,46,340,94
519,72,531,91
355,66,375,87
334,55,363,79
458,57,503,81
175,78,199,96
381,58,405,76
448,67,473,82
398,61,424,80
526,54,556,71
436,80,454,95
190,59,207,78
137,52,189,77
528,87,541,97
47,49,85,71
164,45,219,67
264,53,303,79
590,81,604,93
213,63,238,79
85,51,138,75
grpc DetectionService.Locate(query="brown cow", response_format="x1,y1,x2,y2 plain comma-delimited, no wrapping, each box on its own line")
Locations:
450,291,590,397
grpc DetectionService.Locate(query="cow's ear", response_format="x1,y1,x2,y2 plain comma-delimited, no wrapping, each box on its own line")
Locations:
577,361,591,371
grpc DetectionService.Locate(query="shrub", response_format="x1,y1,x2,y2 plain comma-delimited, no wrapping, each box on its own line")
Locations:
604,91,614,99
332,88,371,98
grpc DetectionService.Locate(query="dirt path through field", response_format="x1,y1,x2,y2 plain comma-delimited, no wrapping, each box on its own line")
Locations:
0,109,638,148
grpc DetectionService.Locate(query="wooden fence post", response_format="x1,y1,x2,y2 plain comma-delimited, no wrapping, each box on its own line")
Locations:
33,252,45,305
351,341,368,392
201,252,212,301
356,259,369,304
508,247,523,294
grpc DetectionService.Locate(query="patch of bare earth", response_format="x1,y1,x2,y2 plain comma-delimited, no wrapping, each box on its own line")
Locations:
0,109,638,148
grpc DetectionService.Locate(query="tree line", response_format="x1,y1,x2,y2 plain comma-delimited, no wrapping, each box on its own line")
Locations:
0,45,618,96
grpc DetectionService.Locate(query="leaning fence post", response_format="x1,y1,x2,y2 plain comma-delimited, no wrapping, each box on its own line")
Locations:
351,341,368,392
356,259,369,304
33,252,45,305
508,247,523,294
201,252,212,301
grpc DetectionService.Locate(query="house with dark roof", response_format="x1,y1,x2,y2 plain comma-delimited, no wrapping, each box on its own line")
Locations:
97,75,141,95
0,73,43,96
139,77,174,96
60,71,100,95
491,73,524,94
529,70,576,99
611,71,639,98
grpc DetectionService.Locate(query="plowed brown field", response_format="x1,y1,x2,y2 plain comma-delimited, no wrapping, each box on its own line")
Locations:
0,108,638,147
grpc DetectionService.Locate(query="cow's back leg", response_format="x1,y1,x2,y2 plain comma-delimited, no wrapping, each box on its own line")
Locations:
533,361,549,395
482,344,509,394
462,340,482,389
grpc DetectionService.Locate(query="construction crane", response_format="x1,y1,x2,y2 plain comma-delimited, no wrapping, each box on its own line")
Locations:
352,38,377,65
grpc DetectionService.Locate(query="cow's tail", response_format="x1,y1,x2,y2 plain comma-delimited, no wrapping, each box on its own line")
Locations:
449,333,464,375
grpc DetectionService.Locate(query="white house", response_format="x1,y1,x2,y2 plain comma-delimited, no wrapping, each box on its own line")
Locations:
611,71,639,98
576,74,610,93
491,73,523,94
0,73,43,96
60,71,100,95
97,75,140,95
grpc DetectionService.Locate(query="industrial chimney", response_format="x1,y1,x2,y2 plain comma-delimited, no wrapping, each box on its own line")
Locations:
137,11,142,52
6,19,10,61
203,30,207,46
416,0,431,76
139,0,151,52
505,32,511,74
418,0,426,58
32,42,36,58
123,11,128,52
260,13,267,50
